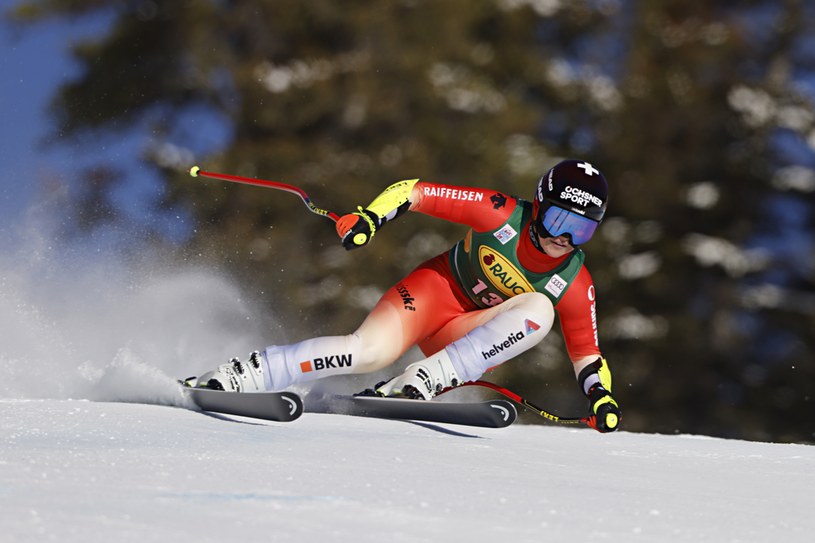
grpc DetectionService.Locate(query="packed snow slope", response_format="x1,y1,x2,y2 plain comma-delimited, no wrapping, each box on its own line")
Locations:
2,397,813,543
1,240,813,542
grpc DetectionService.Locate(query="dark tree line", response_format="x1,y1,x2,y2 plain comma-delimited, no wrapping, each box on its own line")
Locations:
7,0,815,442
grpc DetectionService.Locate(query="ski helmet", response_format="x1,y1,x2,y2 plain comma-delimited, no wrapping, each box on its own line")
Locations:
533,159,608,246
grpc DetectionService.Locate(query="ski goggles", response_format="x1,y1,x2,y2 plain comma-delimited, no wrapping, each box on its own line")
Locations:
538,202,600,246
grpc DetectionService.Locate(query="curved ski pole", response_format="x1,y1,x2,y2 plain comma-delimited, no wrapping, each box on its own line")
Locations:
439,380,589,426
189,166,340,222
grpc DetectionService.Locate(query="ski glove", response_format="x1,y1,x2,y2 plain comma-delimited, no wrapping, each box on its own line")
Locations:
587,386,621,433
336,179,419,250
336,208,381,250
577,357,621,433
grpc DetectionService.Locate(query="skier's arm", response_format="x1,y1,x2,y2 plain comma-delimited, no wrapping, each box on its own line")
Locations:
336,179,420,250
410,181,515,231
557,268,621,433
577,357,621,433
336,180,511,250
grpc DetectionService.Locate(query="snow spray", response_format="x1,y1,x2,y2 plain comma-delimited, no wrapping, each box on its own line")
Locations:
0,204,275,406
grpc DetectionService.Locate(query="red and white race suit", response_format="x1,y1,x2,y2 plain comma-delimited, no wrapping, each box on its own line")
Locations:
259,182,602,391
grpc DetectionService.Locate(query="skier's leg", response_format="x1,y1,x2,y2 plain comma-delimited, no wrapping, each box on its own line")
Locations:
258,303,403,391
376,292,556,399
193,255,468,391
259,257,470,390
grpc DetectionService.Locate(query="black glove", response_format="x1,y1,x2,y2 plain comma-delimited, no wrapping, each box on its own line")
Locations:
586,386,621,433
335,207,381,250
335,179,419,250
577,357,621,433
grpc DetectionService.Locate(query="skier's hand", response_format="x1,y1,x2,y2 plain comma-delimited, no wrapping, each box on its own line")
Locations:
586,387,621,433
336,207,381,250
337,179,418,250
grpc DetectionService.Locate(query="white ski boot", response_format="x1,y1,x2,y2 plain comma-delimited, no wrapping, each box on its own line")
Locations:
191,351,266,393
375,351,461,400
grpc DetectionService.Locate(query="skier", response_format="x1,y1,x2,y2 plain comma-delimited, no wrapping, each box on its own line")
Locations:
189,159,621,432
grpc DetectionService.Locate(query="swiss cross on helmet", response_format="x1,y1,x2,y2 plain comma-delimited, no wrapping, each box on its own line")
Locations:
533,160,608,245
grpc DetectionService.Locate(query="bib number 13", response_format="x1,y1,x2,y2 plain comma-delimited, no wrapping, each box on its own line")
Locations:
471,279,503,307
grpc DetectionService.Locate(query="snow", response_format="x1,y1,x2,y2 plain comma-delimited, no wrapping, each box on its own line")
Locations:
2,238,814,542
2,396,813,543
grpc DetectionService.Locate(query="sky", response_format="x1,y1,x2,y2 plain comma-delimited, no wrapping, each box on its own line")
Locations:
1,18,70,220
0,14,185,249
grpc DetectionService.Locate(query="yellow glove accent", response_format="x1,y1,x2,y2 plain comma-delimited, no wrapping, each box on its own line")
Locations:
355,206,379,239
596,357,613,392
593,393,619,413
365,179,419,221
591,392,620,430
353,232,369,246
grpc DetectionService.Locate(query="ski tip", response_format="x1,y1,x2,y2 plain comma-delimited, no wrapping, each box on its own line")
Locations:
488,400,518,427
185,388,304,423
189,165,200,177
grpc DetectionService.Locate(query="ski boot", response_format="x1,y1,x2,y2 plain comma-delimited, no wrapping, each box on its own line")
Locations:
365,352,461,400
185,351,266,393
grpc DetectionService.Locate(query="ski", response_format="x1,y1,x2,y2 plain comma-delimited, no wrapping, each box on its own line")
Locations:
185,388,303,422
312,395,517,428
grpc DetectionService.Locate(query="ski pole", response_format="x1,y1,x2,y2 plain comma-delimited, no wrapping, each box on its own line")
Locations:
445,380,589,426
189,166,340,222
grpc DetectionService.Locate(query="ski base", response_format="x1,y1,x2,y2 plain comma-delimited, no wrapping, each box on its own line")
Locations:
314,395,517,428
185,388,303,422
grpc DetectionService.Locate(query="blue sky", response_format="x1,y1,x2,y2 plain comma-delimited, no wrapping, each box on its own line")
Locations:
1,15,190,247
1,13,236,248
1,18,72,220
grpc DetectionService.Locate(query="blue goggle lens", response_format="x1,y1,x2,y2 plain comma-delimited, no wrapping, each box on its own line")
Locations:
539,204,599,245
